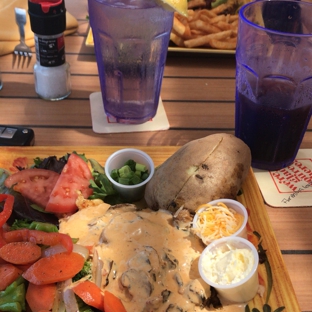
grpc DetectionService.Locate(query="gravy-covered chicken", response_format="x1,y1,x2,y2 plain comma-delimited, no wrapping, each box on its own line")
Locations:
59,197,251,312
59,202,212,311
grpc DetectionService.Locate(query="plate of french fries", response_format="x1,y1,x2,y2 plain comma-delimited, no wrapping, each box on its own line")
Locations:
169,0,249,53
86,0,248,53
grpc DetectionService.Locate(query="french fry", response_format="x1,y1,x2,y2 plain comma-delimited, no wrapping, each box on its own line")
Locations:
209,37,237,50
170,32,186,47
188,9,202,21
198,9,217,18
189,19,221,34
170,4,240,50
229,15,239,23
175,13,193,37
184,30,233,48
191,29,207,36
215,20,232,31
187,9,196,17
209,14,228,24
173,16,191,38
197,14,211,23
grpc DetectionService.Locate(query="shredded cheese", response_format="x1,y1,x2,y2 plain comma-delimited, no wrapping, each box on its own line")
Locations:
193,202,244,244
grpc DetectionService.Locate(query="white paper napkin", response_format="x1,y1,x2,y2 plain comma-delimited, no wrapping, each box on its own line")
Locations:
253,149,312,207
89,92,170,134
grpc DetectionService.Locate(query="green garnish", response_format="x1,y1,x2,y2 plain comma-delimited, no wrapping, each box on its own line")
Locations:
245,232,285,312
111,159,149,185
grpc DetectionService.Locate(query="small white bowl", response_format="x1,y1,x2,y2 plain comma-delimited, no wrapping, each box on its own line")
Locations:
192,199,248,245
198,236,259,303
104,148,154,202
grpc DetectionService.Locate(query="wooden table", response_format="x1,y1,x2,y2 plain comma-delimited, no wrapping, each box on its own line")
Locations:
0,1,311,311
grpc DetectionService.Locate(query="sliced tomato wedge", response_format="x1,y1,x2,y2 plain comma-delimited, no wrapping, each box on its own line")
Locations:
0,194,14,230
45,153,93,214
4,169,60,209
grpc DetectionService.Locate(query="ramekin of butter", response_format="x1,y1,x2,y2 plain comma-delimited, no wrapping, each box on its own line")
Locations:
192,199,248,245
198,236,259,303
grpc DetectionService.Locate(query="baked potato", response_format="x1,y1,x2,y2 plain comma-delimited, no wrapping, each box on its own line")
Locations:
144,133,251,213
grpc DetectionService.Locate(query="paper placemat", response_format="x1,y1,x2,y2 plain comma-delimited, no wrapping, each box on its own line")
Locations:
253,149,312,208
90,92,169,133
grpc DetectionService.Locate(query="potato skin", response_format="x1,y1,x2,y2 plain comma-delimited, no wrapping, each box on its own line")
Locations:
144,133,251,213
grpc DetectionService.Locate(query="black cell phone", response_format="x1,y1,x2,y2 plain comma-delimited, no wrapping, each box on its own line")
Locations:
0,126,35,146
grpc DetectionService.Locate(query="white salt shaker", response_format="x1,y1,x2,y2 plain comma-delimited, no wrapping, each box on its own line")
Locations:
28,0,71,101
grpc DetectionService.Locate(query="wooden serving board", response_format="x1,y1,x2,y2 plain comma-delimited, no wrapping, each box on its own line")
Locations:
0,146,301,311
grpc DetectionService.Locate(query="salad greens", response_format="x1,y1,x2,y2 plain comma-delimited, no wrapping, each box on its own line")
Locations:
88,158,124,205
34,153,125,205
1,189,59,227
73,259,93,283
0,277,26,312
0,153,122,312
10,219,58,232
0,153,126,226
0,169,10,194
33,155,68,173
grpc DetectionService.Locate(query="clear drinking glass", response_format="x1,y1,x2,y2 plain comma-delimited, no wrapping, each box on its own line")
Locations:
88,0,173,124
235,0,312,171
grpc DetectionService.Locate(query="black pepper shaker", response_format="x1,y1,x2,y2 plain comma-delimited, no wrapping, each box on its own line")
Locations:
28,0,71,101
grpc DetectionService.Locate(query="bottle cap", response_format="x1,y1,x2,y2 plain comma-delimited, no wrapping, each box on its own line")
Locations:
28,0,66,35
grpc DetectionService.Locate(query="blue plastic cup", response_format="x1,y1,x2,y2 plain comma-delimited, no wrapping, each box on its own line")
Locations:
235,0,312,171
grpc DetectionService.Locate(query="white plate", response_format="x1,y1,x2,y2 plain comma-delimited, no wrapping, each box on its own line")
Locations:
86,28,235,55
168,45,235,54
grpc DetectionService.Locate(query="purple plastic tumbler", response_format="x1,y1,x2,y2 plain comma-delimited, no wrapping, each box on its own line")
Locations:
88,0,173,124
235,0,312,171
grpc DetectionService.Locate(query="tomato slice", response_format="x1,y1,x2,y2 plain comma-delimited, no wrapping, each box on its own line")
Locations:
4,169,60,209
0,194,14,229
45,154,93,214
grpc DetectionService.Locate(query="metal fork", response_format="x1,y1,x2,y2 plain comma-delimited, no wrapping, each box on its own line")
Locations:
13,8,32,68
